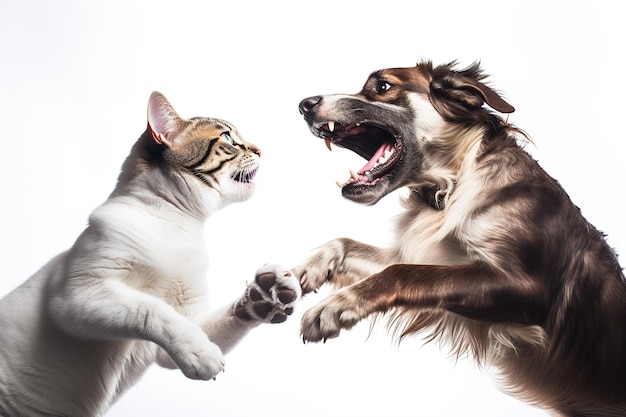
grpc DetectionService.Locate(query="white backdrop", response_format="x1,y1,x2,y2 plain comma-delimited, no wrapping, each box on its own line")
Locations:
1,1,624,416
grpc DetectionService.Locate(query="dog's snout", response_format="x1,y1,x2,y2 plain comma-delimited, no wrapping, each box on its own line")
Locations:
299,96,322,116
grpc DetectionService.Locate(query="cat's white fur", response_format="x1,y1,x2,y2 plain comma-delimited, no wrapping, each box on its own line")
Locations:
0,92,300,417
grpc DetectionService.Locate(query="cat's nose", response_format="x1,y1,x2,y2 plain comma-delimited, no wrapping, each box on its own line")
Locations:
250,145,261,157
298,96,322,116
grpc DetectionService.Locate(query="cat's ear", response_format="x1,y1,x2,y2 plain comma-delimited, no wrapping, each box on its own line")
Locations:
147,92,189,146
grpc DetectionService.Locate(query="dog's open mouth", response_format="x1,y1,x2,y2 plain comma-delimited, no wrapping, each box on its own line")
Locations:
317,121,403,190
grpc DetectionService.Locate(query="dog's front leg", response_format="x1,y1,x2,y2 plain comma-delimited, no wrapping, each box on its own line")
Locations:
292,238,397,294
301,263,546,342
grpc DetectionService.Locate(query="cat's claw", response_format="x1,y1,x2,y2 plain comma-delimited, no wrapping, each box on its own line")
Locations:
235,264,301,323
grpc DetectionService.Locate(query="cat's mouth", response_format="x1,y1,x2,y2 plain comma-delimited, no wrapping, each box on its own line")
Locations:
232,168,258,184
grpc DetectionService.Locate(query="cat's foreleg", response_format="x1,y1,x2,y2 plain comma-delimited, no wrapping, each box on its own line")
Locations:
198,264,301,354
49,278,225,381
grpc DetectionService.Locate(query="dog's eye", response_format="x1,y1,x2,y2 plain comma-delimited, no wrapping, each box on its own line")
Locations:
375,80,392,94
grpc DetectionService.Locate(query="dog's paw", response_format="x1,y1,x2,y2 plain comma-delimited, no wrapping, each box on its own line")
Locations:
300,290,365,342
235,264,301,324
292,240,346,294
169,331,225,380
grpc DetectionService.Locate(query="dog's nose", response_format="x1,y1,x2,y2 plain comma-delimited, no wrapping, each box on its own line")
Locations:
299,96,322,116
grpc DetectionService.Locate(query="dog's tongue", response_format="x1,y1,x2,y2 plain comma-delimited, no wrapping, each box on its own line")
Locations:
358,142,394,174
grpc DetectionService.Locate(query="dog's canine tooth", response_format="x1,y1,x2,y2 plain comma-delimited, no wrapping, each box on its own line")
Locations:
325,138,332,151
336,181,345,188
350,170,359,180
328,121,335,132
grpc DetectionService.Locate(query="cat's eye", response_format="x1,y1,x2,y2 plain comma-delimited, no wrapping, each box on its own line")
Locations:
221,132,234,144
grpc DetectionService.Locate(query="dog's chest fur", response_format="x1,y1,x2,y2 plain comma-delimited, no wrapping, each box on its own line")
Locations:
396,204,468,266
395,177,487,267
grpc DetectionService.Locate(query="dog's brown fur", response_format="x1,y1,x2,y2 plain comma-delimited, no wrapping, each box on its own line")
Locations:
295,61,626,416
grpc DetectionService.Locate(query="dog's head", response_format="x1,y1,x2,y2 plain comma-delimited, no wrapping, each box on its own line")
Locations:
298,61,515,205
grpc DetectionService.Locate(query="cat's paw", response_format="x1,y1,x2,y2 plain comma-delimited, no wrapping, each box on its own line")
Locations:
169,331,225,381
235,264,301,323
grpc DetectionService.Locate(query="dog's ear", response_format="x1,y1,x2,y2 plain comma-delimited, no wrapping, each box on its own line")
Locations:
431,75,515,114
461,78,515,113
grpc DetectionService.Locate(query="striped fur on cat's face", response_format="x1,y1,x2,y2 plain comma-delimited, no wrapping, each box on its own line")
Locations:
145,92,261,204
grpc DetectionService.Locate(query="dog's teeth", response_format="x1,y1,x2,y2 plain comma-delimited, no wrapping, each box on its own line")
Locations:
328,121,335,132
336,181,345,188
378,149,394,165
350,170,359,180
324,138,332,151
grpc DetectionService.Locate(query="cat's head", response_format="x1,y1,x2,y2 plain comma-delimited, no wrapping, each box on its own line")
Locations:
119,92,261,209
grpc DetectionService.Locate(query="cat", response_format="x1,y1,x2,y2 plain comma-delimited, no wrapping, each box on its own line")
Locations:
0,92,301,417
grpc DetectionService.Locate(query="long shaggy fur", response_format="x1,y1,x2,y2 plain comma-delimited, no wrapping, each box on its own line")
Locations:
295,61,626,416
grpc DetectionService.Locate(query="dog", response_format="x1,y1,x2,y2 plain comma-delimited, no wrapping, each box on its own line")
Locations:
294,61,626,416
